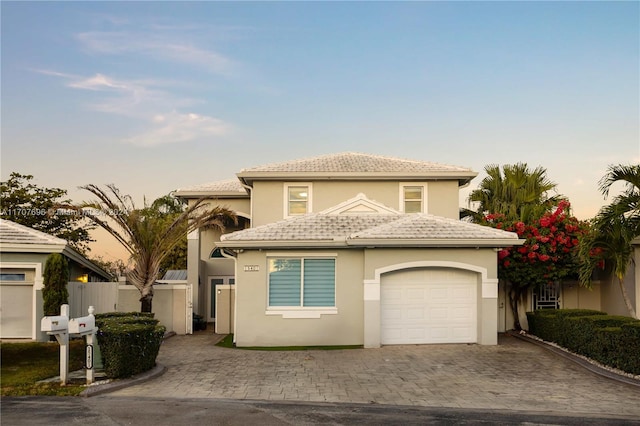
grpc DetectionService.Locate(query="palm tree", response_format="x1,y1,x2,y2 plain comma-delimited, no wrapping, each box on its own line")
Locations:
79,184,236,312
579,164,640,319
597,164,640,238
462,163,564,223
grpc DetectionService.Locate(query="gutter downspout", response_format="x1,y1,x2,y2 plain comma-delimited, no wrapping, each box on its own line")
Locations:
239,180,253,226
220,248,238,344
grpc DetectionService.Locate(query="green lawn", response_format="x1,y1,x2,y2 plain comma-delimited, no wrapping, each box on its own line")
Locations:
216,334,363,351
1,339,87,396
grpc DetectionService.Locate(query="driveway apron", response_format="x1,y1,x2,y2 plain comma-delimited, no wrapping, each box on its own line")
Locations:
108,333,640,417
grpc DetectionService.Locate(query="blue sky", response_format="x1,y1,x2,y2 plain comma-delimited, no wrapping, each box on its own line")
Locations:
2,1,639,259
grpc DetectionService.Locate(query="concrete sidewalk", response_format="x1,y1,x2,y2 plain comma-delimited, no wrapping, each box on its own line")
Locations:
104,332,640,418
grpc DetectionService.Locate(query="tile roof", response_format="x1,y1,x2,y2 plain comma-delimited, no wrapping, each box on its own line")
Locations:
175,179,248,195
222,214,400,242
240,152,473,174
160,270,188,280
350,214,519,240
0,219,67,246
219,211,520,248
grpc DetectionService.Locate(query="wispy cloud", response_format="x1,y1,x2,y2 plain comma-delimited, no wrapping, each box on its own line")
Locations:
124,111,230,147
31,17,243,147
76,31,234,75
34,69,229,146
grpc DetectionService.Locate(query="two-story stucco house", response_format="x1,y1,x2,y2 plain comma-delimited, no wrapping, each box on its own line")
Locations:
175,152,522,348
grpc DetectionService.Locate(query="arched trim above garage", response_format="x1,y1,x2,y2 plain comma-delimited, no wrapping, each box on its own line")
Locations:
364,260,498,302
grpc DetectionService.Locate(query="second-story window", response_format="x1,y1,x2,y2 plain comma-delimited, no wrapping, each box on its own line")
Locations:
286,184,311,216
403,185,423,213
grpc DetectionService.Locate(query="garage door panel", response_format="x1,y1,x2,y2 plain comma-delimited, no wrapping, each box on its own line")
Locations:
406,288,426,300
381,268,477,345
429,307,448,320
452,327,475,339
382,308,402,320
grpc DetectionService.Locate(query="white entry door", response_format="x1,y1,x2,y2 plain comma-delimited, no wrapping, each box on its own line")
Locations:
207,276,235,322
381,268,477,344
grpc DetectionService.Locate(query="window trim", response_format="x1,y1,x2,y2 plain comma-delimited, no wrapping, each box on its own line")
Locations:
284,182,313,217
399,183,427,213
266,254,337,318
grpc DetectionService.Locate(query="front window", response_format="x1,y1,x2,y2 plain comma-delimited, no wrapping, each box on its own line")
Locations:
403,186,423,213
287,186,309,215
0,273,26,281
268,258,335,307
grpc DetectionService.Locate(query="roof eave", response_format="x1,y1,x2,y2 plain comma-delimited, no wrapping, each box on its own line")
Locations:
347,238,525,247
217,239,348,249
174,190,249,199
61,247,113,280
237,171,477,186
0,243,66,253
217,237,524,249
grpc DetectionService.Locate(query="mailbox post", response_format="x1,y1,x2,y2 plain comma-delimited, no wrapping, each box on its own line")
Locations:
41,304,70,384
41,305,99,385
69,306,98,384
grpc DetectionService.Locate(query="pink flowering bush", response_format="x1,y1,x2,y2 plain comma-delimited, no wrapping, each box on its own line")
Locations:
480,201,589,329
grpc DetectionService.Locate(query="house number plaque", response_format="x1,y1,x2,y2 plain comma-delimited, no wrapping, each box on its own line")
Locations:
243,265,260,272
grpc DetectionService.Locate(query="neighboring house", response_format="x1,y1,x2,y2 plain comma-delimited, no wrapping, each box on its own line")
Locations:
175,152,523,348
0,219,112,340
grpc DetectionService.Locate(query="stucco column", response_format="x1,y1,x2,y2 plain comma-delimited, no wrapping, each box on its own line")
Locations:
187,229,200,315
480,278,499,345
363,279,381,348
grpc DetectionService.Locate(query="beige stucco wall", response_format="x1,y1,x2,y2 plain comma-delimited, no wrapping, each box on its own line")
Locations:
233,247,500,347
215,285,235,334
234,249,365,347
600,271,637,317
426,181,460,218
561,280,601,310
118,285,189,334
250,180,462,227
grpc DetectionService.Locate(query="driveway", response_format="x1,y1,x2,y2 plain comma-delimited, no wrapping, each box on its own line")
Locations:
107,332,640,418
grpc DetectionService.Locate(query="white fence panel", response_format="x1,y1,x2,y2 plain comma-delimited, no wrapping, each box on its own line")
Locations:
68,282,119,318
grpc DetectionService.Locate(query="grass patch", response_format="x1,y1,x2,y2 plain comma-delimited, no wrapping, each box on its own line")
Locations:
1,339,87,396
215,334,362,351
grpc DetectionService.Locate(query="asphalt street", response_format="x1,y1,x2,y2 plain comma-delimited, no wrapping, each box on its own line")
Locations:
3,396,640,426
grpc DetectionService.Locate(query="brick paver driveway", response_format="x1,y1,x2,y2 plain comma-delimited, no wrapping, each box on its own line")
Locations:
109,333,640,417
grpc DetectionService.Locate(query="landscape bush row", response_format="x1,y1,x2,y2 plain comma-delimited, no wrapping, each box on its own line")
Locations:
526,309,640,375
95,312,165,379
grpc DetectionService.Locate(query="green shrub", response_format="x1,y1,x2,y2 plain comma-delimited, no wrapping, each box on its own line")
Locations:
42,254,69,316
589,327,625,370
618,322,640,374
526,309,606,346
564,315,633,353
95,313,165,379
526,309,640,375
95,312,155,320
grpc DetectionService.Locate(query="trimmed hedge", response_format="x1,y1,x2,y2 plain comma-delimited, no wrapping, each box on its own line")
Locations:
526,309,605,346
96,312,155,319
95,313,165,379
526,309,640,375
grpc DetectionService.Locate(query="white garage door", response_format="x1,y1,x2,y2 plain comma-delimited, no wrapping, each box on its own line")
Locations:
381,268,477,345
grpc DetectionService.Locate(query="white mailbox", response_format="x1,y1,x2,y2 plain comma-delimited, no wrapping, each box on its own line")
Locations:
68,315,95,334
41,316,69,332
